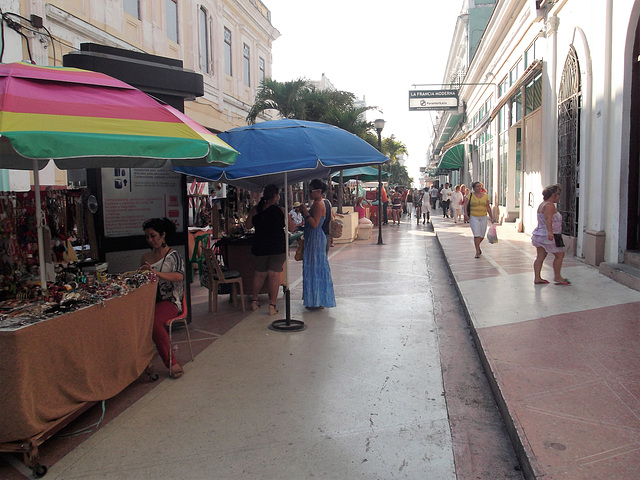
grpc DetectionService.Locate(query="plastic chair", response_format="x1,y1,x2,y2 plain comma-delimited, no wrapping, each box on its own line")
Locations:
166,292,194,377
187,234,209,284
203,247,246,314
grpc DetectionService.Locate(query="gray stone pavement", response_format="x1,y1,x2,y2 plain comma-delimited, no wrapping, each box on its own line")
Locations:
8,213,636,479
430,215,640,480
46,222,458,479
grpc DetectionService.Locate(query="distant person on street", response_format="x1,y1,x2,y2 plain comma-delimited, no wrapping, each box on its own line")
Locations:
441,183,452,218
405,189,414,219
460,185,469,222
429,185,439,209
415,188,429,224
381,184,389,225
463,181,493,258
451,185,464,223
289,201,304,231
391,187,403,225
531,183,570,285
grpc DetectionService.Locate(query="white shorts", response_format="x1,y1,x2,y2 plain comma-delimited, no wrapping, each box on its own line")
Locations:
469,215,488,238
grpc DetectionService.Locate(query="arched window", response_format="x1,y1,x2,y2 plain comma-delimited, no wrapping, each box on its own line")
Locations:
557,46,581,237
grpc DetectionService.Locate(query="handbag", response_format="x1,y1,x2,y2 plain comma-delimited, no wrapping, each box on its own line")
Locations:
553,234,565,247
294,238,304,261
329,219,343,239
487,224,498,244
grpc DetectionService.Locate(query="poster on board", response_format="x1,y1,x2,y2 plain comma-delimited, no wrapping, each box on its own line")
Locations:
102,163,183,237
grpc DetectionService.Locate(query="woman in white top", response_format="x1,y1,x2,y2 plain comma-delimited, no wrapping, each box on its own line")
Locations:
141,217,185,378
450,185,464,223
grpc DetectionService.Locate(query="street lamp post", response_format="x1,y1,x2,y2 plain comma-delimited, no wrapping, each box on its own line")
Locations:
374,118,385,245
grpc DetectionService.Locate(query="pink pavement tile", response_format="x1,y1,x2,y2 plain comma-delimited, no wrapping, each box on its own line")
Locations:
523,381,640,431
515,406,640,478
477,301,640,479
491,361,599,402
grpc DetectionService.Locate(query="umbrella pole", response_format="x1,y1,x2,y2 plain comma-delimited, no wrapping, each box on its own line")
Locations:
33,160,48,292
269,172,305,332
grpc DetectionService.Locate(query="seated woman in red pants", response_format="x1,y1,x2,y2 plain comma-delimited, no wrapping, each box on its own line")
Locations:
140,217,185,378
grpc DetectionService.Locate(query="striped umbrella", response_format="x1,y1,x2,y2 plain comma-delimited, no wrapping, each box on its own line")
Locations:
0,62,238,290
0,62,237,169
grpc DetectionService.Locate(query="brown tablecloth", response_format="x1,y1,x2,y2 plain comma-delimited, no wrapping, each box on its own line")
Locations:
0,281,157,445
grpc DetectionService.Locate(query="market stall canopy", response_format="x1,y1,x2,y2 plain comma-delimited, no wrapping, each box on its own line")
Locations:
331,166,390,183
0,62,238,170
437,143,466,171
174,119,388,192
175,118,388,331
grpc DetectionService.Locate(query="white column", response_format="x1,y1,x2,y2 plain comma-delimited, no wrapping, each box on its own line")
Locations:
544,15,560,186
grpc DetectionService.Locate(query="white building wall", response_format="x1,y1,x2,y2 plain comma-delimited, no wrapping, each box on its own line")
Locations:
451,0,638,264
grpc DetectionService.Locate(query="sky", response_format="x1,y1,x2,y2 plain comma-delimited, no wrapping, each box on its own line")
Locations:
264,0,463,185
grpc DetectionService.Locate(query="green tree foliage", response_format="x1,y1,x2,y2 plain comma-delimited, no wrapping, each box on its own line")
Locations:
381,137,413,186
246,78,310,124
247,77,412,185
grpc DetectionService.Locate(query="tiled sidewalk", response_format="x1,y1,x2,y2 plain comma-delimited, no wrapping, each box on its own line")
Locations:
431,216,640,479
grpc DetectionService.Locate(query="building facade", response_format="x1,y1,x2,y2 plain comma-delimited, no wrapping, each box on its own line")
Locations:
0,0,279,188
431,0,640,269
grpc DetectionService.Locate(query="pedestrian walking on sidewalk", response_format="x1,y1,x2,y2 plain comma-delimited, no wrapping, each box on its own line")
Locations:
429,184,439,209
391,188,403,224
463,182,494,258
460,185,469,222
532,183,570,285
298,179,336,309
441,183,452,218
451,185,464,223
405,189,414,218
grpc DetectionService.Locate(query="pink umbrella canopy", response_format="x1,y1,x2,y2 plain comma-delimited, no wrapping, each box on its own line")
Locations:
0,62,237,169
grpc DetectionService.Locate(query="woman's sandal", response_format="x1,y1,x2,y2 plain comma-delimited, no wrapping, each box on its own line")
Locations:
269,303,279,316
251,298,260,311
144,363,159,381
170,364,184,379
534,279,550,284
555,279,571,285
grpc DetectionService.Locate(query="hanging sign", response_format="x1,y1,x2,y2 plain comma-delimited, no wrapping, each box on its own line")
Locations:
409,90,459,111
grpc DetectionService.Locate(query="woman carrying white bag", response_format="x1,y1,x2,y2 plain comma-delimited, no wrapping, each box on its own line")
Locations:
463,181,495,258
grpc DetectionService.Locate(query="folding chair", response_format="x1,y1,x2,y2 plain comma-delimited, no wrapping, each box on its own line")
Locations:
166,292,194,377
187,234,209,284
203,247,246,314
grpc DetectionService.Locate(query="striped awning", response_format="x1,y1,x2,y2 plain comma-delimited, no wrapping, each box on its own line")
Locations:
438,144,465,170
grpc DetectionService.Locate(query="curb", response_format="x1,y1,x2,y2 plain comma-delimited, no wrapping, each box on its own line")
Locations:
432,226,538,480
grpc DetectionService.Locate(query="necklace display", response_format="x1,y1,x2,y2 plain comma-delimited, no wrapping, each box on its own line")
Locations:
0,270,156,330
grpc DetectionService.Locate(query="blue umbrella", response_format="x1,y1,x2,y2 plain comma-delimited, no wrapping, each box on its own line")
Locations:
174,119,387,191
174,119,388,331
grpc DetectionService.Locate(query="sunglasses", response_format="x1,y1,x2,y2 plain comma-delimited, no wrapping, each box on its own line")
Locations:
309,188,321,193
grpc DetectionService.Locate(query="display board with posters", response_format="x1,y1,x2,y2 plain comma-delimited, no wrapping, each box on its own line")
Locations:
101,164,184,237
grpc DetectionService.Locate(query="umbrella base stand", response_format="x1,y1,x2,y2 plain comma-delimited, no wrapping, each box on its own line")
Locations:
269,289,306,332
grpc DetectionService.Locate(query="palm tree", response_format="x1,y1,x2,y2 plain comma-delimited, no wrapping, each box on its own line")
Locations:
382,137,409,162
246,78,310,124
381,137,411,186
302,87,356,122
321,105,373,137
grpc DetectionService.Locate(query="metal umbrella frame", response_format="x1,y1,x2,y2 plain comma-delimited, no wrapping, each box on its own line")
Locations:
174,119,388,332
0,62,238,290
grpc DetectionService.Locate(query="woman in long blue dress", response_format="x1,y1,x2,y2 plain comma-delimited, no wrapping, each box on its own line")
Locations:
298,179,336,309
